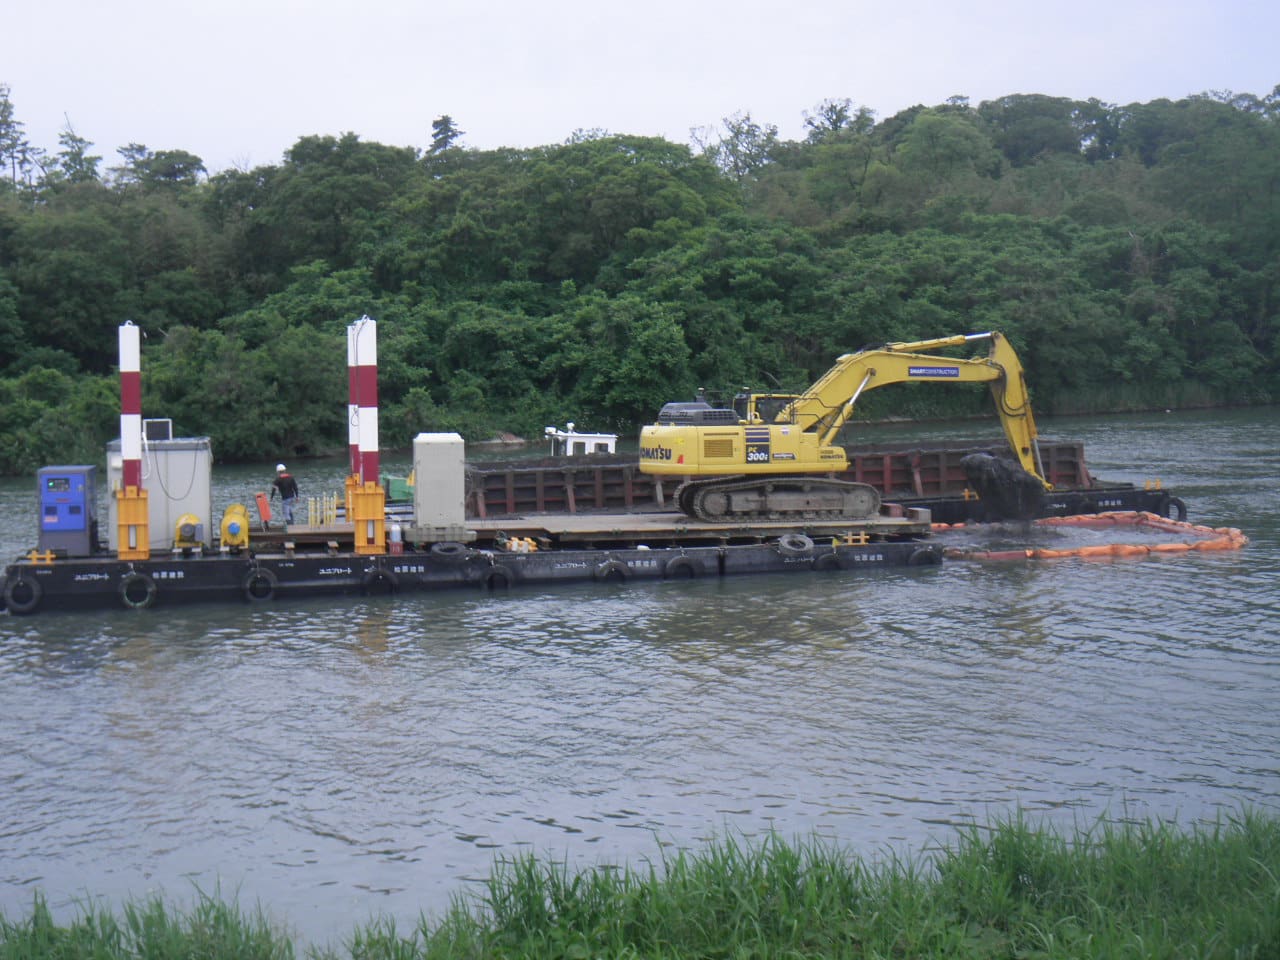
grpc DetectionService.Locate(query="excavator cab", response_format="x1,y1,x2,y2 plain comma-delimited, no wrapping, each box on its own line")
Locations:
734,393,801,424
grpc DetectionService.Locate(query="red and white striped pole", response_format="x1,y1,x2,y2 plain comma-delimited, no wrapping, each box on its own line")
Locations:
351,315,379,485
346,323,360,477
117,321,149,559
348,315,385,554
119,322,143,491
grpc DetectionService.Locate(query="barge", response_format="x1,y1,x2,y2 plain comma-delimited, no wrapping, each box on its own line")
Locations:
1,431,1183,617
1,431,941,617
1,431,1187,618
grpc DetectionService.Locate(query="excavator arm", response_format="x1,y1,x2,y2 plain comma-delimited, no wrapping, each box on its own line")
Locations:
770,331,1048,487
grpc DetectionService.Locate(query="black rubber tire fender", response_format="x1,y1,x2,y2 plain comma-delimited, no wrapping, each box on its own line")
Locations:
813,552,842,571
242,567,278,602
361,567,399,595
907,546,942,567
481,565,515,591
119,572,158,610
594,559,630,582
1161,495,1188,522
776,533,815,558
664,555,702,579
430,541,471,563
4,574,43,615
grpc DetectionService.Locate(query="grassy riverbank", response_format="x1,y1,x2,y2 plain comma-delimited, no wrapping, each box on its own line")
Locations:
3,812,1277,959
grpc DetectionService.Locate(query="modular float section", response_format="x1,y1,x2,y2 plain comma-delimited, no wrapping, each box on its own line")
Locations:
2,432,942,616
1,515,941,616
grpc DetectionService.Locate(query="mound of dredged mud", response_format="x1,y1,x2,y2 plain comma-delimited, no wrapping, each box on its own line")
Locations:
960,452,1045,521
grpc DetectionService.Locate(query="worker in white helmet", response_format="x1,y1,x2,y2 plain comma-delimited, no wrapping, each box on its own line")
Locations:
270,463,300,525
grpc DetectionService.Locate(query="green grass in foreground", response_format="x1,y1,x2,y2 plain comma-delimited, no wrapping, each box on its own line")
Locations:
3,811,1278,959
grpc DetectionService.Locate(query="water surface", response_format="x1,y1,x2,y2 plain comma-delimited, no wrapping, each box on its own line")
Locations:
1,408,1277,945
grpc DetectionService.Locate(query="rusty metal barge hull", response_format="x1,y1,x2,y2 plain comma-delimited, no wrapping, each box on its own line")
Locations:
462,440,1185,524
458,442,1177,527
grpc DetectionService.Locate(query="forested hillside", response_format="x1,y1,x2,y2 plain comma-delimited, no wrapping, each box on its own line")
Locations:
0,87,1277,472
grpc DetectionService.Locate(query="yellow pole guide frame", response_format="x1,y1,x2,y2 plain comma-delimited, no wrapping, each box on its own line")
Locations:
116,486,151,560
350,480,386,555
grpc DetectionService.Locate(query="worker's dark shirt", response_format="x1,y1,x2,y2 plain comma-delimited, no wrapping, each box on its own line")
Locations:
273,474,299,499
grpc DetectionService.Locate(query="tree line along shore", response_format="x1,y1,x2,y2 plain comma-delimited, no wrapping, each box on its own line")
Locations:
1,87,1277,475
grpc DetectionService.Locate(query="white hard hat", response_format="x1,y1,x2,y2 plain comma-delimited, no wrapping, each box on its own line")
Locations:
276,463,286,472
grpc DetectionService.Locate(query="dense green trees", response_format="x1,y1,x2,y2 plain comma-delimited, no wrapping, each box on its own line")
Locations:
0,88,1276,474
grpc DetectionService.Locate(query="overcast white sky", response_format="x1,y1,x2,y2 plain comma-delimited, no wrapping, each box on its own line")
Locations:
5,0,1277,174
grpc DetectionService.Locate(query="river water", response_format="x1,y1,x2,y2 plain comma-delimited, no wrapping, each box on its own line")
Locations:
1,408,1277,946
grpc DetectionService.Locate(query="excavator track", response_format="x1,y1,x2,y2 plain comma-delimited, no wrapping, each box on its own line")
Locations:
674,476,881,522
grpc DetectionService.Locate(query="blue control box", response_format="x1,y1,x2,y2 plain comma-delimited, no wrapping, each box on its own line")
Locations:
37,465,98,557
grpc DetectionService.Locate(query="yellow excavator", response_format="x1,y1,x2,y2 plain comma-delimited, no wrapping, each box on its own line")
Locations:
638,331,1051,521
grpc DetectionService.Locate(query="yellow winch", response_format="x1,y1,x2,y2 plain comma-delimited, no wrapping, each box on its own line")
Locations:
220,503,251,550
